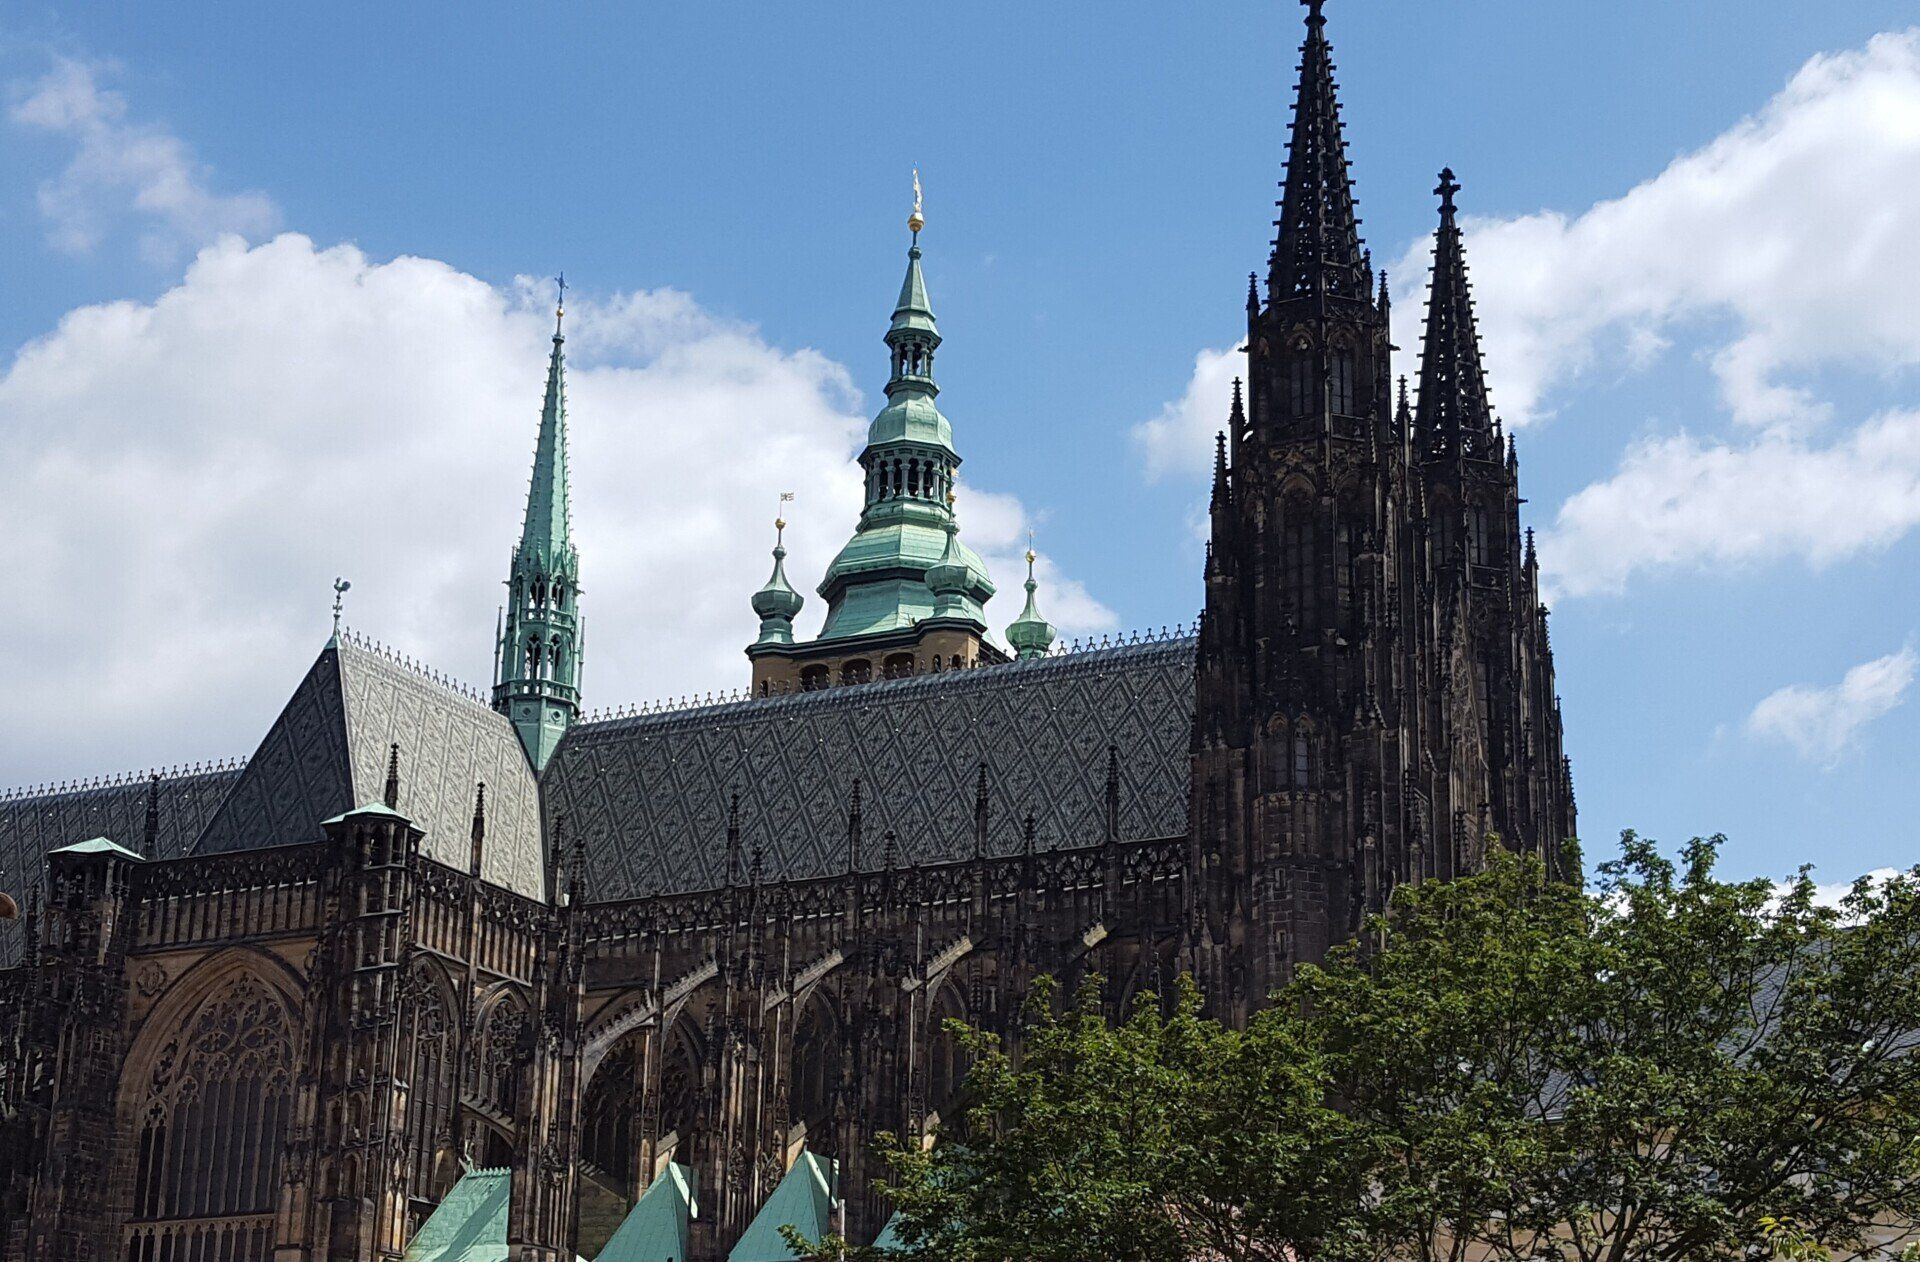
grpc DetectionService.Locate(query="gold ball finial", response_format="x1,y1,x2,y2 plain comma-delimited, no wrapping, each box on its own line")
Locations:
1025,547,1037,565
909,167,925,235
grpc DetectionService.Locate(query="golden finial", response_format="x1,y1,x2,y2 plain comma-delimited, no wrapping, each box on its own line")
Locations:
909,168,925,236
1025,529,1037,571
776,491,794,541
946,488,956,508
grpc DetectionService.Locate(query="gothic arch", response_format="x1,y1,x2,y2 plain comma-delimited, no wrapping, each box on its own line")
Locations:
924,980,970,1120
402,957,462,1204
579,1031,641,1191
788,990,840,1148
117,950,303,1262
471,988,530,1125
653,1012,707,1169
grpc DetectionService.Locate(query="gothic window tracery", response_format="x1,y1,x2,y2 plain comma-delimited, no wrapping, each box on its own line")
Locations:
926,986,970,1116
790,997,837,1148
403,970,458,1203
580,1036,638,1188
475,1001,526,1119
123,972,295,1262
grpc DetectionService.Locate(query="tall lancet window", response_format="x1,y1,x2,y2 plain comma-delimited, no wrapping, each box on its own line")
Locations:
1281,511,1317,630
123,973,296,1262
1285,342,1314,417
1330,345,1356,415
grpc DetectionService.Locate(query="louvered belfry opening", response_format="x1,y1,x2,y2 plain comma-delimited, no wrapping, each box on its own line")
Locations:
123,973,295,1262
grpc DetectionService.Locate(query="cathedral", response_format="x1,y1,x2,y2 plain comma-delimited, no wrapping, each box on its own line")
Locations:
0,4,1573,1261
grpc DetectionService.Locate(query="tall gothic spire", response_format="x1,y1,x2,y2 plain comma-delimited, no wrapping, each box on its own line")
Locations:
1269,0,1369,304
493,280,583,772
1414,169,1498,460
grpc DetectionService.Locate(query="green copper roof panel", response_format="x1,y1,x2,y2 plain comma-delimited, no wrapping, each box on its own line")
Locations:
48,836,145,860
728,1152,835,1262
870,1212,907,1251
595,1163,695,1262
402,1167,510,1262
867,395,952,448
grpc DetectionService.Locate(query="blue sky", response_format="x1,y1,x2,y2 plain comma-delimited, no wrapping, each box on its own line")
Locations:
2,1,1918,888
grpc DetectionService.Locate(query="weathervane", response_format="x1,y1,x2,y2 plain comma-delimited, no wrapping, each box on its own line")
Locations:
554,273,567,334
776,491,794,545
909,168,925,237
332,577,351,636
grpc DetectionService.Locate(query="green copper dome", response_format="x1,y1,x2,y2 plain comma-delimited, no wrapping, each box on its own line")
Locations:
816,217,994,641
1006,549,1057,660
750,522,804,645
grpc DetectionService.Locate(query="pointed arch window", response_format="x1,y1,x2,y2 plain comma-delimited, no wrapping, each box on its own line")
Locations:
123,973,295,1262
1281,513,1317,630
1292,732,1313,788
1330,344,1357,416
790,998,838,1148
926,986,971,1117
580,1036,639,1191
403,972,458,1203
1285,342,1314,417
1468,505,1493,568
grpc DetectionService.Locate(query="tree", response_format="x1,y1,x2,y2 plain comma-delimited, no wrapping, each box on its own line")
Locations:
1297,837,1920,1261
789,974,1365,1262
800,837,1920,1262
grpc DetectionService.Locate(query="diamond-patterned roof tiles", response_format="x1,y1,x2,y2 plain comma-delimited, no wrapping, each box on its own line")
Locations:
543,636,1196,899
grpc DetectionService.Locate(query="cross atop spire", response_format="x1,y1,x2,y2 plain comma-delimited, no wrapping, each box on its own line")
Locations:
1414,168,1498,461
1269,0,1369,304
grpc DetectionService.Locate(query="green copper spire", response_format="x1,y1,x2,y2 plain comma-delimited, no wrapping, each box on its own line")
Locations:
492,280,581,773
1006,545,1056,660
817,179,993,639
750,511,804,645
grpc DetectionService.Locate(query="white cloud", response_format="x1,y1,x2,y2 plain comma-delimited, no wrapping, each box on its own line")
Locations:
1389,30,1920,432
8,56,280,260
1544,409,1920,598
1133,345,1240,483
1744,645,1917,768
0,234,1113,784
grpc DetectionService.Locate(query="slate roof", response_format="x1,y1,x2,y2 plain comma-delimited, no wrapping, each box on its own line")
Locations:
544,635,1196,900
195,636,547,899
0,764,239,965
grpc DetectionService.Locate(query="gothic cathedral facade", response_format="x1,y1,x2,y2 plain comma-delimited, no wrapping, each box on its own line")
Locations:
0,6,1572,1261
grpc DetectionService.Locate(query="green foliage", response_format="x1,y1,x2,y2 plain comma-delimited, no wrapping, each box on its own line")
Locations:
798,836,1920,1262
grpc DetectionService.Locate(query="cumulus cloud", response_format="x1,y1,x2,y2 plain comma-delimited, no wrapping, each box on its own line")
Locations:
0,234,1112,784
1545,410,1920,597
8,56,280,260
1389,30,1920,431
1744,645,1917,768
1133,345,1240,483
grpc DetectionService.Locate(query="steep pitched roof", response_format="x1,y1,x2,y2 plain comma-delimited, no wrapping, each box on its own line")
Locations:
544,635,1196,899
194,637,546,899
595,1163,696,1262
729,1152,835,1262
0,764,238,965
402,1167,510,1262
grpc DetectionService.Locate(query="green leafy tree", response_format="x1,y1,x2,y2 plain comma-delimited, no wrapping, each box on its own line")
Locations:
798,837,1920,1262
1301,838,1920,1261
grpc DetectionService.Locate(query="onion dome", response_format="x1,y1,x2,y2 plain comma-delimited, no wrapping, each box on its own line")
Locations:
926,501,973,621
1006,548,1056,660
751,517,805,646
